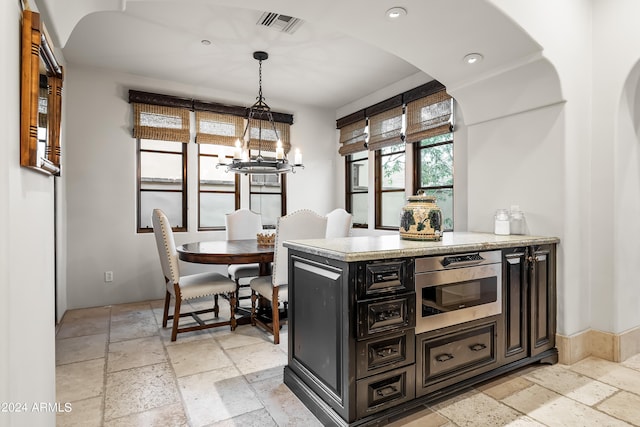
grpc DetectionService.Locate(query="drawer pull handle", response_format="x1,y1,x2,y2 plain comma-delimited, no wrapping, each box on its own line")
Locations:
376,272,399,282
376,309,400,321
375,385,398,397
375,347,399,358
469,343,487,352
435,353,454,362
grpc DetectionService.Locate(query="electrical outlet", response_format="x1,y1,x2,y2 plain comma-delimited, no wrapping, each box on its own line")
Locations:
104,271,113,283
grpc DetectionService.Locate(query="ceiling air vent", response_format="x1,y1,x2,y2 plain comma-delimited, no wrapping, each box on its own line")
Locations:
257,12,302,34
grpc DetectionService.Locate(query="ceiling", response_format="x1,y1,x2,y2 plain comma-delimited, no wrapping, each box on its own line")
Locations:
49,0,546,120
61,2,426,110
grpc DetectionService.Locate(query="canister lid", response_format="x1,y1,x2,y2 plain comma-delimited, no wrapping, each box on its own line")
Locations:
407,190,436,202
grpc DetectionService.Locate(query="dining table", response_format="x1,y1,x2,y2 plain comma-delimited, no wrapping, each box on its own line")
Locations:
176,238,274,275
176,238,275,323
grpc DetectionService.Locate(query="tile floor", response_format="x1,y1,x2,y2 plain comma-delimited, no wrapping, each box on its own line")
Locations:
55,298,640,426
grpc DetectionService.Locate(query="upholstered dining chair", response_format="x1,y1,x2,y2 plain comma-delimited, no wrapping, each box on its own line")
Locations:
325,208,353,238
249,209,327,344
225,209,264,291
152,208,237,341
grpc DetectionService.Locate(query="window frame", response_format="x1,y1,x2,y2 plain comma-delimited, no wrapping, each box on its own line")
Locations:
374,143,406,230
197,147,240,231
345,152,369,228
413,134,454,231
136,138,188,233
249,173,287,229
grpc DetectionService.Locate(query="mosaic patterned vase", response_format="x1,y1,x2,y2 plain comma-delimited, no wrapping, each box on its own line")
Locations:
399,191,443,241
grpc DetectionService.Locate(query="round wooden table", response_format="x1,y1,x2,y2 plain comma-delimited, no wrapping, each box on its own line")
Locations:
176,239,274,276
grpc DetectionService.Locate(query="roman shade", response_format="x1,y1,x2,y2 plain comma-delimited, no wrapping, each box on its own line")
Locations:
367,106,404,151
195,111,243,147
405,90,453,144
248,118,291,153
339,119,368,155
132,103,190,143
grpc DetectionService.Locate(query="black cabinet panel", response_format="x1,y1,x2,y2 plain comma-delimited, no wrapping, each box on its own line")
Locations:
290,256,345,398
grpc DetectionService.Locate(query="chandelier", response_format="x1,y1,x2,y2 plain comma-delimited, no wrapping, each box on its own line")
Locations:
217,51,303,175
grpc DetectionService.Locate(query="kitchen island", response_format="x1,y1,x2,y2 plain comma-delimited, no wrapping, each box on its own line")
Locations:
283,232,559,426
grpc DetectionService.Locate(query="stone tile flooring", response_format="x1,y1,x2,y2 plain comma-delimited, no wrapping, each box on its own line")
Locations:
56,299,640,426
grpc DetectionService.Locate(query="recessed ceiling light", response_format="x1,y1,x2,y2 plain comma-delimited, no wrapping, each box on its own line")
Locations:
386,7,407,20
463,53,483,64
201,39,212,46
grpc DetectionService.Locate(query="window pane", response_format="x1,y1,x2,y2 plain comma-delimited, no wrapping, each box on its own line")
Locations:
199,144,221,155
140,192,183,228
200,193,236,228
419,132,453,147
381,191,405,228
200,155,234,185
250,194,281,228
419,143,453,187
423,188,453,230
250,174,281,194
350,151,368,161
381,152,405,190
351,193,368,225
349,158,368,192
141,152,183,183
140,139,182,152
381,143,404,155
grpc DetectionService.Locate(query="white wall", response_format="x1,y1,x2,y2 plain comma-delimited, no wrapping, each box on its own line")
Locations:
1,2,58,425
64,64,336,309
594,0,640,334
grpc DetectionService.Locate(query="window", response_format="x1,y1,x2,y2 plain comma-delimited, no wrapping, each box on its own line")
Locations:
250,173,286,228
415,133,454,230
345,151,369,227
338,81,454,232
375,143,406,229
198,145,239,230
137,139,187,232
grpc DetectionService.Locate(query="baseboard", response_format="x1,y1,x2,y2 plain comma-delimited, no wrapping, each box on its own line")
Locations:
556,326,640,364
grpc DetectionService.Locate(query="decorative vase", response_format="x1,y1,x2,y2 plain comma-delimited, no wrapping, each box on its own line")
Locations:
399,191,443,241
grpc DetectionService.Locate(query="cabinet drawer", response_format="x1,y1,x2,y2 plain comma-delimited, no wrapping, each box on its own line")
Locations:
420,323,497,384
357,259,414,299
356,329,415,379
356,365,415,419
356,293,416,340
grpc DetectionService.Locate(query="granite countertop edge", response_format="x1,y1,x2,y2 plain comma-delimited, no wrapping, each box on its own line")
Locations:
284,232,560,262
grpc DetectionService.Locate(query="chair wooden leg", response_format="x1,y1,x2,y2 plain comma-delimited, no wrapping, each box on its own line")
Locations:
229,292,237,331
213,294,219,317
250,291,257,326
171,297,182,342
272,287,280,345
162,290,171,328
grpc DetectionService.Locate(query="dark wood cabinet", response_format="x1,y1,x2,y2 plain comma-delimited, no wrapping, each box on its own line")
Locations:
502,245,557,363
285,242,557,427
502,248,529,364
529,245,556,357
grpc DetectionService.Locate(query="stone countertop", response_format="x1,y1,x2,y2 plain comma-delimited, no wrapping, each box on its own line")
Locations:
284,232,560,262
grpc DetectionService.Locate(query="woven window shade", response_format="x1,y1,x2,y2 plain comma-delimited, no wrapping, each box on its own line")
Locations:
248,119,291,153
367,106,403,151
132,103,190,143
195,111,243,146
338,119,367,156
405,91,453,144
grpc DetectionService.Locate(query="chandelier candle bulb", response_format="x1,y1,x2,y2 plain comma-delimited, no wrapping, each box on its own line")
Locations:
276,140,284,160
233,140,242,160
294,149,302,165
